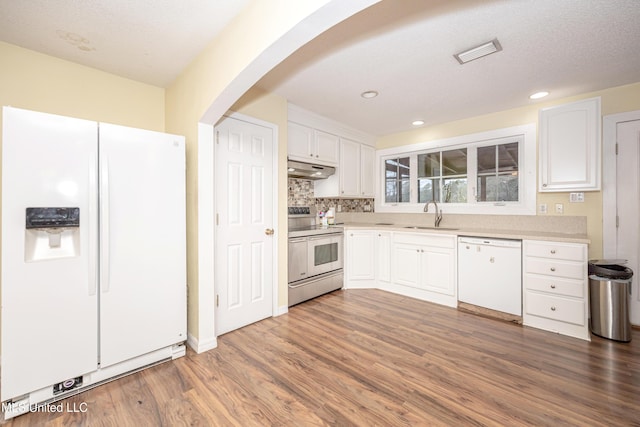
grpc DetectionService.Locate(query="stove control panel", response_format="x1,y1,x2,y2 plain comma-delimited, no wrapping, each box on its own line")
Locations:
288,206,311,216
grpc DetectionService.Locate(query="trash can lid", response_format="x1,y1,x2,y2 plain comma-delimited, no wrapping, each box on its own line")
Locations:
589,259,628,265
588,260,633,280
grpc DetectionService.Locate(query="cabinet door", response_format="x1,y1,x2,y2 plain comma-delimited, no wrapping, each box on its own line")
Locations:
539,97,600,191
315,130,339,166
376,231,392,282
346,231,375,281
288,122,313,160
340,138,361,197
421,247,455,296
360,144,376,197
392,242,421,288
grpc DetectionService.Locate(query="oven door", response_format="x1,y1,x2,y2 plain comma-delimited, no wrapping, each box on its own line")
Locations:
307,233,343,277
288,237,308,283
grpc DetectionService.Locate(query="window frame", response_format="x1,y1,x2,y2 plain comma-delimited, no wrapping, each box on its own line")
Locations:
375,124,536,215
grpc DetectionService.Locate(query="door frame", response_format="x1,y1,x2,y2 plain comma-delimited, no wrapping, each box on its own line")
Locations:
192,112,279,353
602,110,640,257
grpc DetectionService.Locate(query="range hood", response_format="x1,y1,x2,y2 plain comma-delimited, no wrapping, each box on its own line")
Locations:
287,160,335,180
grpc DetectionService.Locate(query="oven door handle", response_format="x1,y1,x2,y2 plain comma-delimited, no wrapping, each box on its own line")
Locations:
308,234,341,241
288,238,308,243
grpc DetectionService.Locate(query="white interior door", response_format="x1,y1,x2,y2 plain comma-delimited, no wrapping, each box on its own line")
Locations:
98,123,186,368
612,118,640,325
215,116,275,336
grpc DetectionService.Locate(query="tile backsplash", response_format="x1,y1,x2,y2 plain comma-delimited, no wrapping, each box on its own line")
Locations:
288,178,374,213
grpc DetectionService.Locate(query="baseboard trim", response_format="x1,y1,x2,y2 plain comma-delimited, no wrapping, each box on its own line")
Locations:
187,332,218,354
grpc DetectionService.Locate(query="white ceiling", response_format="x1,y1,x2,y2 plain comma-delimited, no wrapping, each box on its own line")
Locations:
0,0,250,87
258,0,640,136
1,0,639,137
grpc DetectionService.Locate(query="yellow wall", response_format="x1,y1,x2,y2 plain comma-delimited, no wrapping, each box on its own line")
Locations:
164,0,343,338
377,82,640,258
0,41,165,130
230,88,289,307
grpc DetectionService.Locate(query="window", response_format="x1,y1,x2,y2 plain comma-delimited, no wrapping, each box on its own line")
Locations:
385,157,410,203
375,124,536,215
418,148,467,203
477,142,518,202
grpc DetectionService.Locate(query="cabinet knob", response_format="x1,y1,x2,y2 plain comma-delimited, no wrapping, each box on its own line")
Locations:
378,234,381,237
550,306,557,311
489,257,495,263
316,154,319,158
543,183,548,187
550,267,556,272
550,249,556,254
550,284,556,289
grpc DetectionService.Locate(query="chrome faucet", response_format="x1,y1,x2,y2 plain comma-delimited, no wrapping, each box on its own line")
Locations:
423,200,443,228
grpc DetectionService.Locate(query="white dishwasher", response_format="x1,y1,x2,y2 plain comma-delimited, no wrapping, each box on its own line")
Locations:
458,237,522,315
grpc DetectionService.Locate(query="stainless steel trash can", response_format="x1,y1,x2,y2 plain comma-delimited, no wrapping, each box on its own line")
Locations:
588,260,633,342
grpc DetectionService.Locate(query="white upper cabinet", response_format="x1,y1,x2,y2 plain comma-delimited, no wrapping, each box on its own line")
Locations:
340,138,361,196
287,122,339,166
360,144,375,197
314,130,340,165
539,97,601,192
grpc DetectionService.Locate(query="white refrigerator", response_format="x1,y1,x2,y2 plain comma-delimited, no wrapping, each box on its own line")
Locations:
1,107,186,417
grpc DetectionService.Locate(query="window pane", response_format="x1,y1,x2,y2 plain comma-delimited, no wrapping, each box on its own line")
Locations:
477,145,496,174
384,157,410,203
385,180,397,203
497,142,518,173
418,178,442,203
443,178,467,203
399,157,410,179
400,179,411,202
477,174,518,202
418,153,440,177
442,149,467,176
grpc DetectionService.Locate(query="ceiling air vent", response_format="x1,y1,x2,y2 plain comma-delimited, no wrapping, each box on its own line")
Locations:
454,39,502,64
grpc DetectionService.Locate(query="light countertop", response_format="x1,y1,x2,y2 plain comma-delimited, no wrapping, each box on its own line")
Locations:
342,222,590,244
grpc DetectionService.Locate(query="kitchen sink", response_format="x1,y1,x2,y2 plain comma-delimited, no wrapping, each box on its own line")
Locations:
404,226,459,231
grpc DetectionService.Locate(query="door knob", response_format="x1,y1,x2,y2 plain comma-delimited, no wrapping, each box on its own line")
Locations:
265,228,274,235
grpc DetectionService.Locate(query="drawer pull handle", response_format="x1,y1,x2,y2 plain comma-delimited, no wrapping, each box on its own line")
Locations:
551,306,557,311
550,267,556,272
551,249,556,254
550,284,556,289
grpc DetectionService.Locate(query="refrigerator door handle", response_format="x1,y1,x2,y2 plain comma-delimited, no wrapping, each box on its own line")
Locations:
101,157,111,293
89,154,98,296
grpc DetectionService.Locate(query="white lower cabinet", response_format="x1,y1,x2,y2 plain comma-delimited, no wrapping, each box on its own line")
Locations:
389,232,457,307
523,240,590,341
345,230,393,289
345,230,375,288
344,230,456,307
376,231,392,283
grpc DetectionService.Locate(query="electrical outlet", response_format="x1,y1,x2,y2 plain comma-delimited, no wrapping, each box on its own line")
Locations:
337,204,342,212
539,203,547,214
555,203,564,214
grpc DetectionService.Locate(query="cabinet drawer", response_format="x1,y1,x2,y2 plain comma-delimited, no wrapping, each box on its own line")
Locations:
524,241,586,262
524,291,585,326
524,274,585,298
525,257,585,280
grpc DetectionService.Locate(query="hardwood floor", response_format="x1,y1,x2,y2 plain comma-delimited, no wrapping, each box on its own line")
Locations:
5,289,640,426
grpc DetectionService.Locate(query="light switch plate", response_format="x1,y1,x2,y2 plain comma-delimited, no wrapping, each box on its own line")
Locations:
555,203,564,214
569,192,585,202
539,203,547,214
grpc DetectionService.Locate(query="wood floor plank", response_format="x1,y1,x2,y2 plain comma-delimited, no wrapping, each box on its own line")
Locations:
4,289,639,426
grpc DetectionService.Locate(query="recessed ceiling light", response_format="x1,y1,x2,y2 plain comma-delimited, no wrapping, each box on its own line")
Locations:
361,90,378,99
529,91,550,100
454,39,502,64
412,120,425,126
